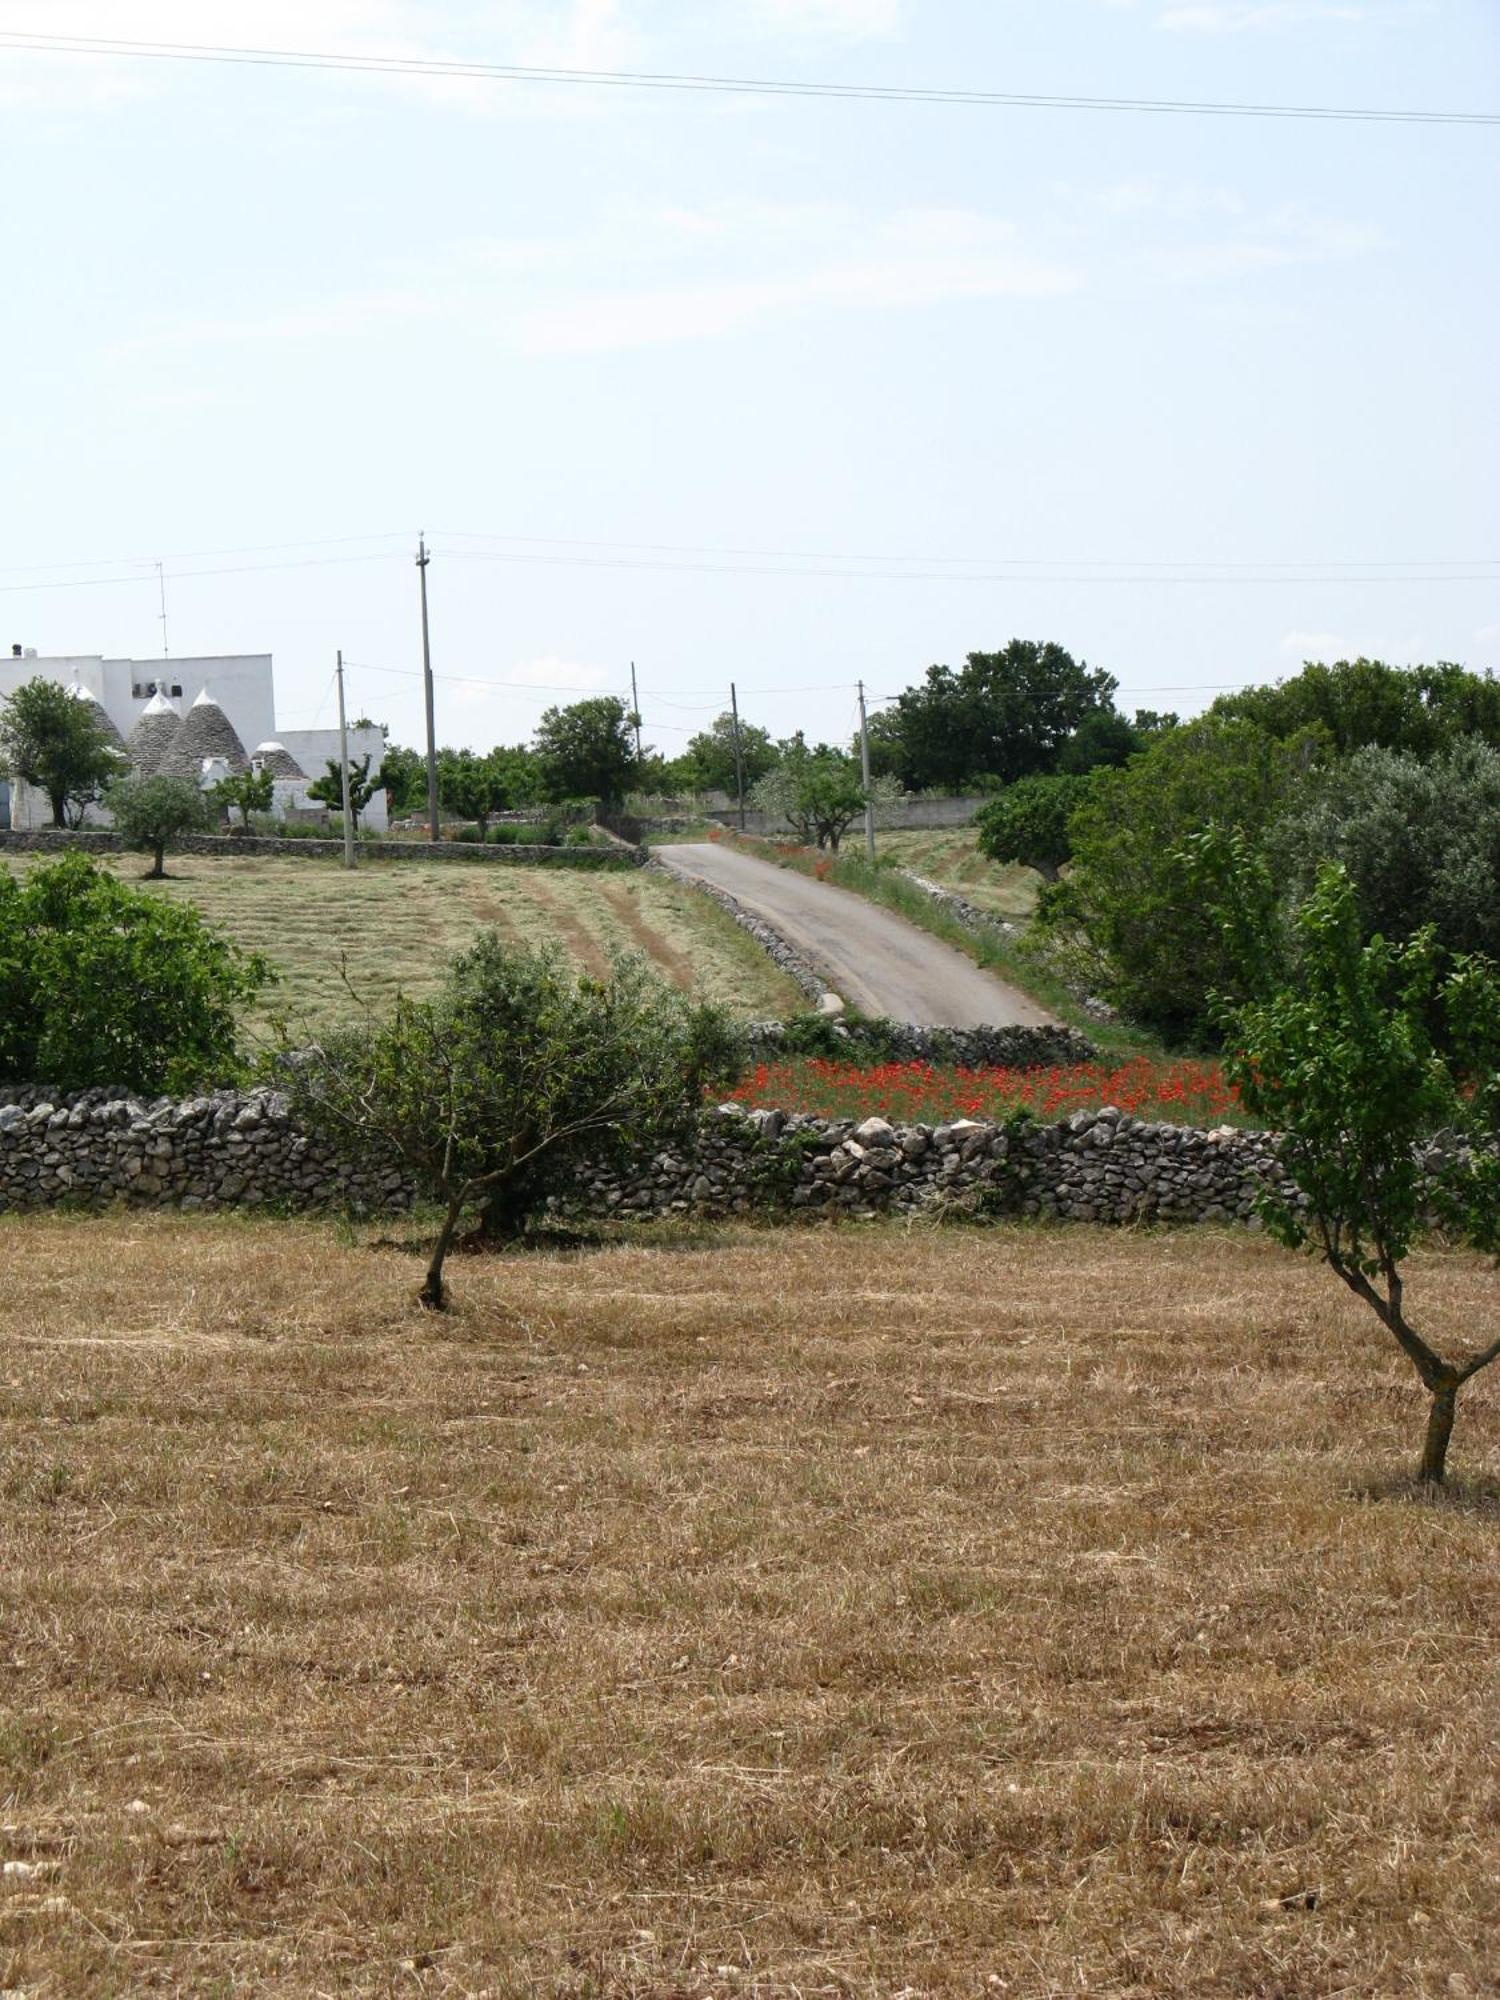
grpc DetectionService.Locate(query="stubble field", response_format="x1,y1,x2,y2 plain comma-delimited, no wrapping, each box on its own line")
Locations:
0,853,804,1037
1,1214,1496,1997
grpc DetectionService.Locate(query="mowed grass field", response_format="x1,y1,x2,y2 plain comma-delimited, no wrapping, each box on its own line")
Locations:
2,1214,1496,1996
874,828,1038,921
1,854,804,1035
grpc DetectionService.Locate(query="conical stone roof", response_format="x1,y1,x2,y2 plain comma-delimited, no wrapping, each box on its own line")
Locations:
125,687,183,777
67,680,126,750
252,739,306,779
157,686,250,779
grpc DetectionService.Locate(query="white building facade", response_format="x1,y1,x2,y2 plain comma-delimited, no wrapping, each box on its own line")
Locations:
0,649,388,832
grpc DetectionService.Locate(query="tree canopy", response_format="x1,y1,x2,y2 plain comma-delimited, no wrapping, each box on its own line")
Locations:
1034,718,1317,1043
1269,737,1500,969
976,773,1097,882
0,678,124,828
1211,658,1500,760
669,711,777,797
885,641,1119,792
534,697,639,806
105,774,210,879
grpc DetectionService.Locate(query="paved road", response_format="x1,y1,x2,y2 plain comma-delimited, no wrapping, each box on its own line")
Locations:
657,843,1054,1027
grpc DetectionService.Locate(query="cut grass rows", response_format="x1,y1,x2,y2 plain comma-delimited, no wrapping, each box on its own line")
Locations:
873,826,1039,921
0,1215,1495,1995
1,853,805,1037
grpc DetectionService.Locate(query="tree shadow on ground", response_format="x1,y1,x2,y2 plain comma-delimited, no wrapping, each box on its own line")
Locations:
1351,1471,1500,1518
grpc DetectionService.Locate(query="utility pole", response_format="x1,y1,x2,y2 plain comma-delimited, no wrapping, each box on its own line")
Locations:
335,649,356,871
729,680,747,832
629,661,643,763
417,534,440,843
858,678,875,863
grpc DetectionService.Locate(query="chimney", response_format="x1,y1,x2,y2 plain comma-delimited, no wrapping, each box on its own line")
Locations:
10,644,20,658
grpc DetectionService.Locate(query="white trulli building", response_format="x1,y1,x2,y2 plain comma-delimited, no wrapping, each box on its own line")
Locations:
0,648,388,831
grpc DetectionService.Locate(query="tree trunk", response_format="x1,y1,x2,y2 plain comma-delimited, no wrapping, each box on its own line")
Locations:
1418,1381,1457,1485
147,842,166,880
418,1197,466,1311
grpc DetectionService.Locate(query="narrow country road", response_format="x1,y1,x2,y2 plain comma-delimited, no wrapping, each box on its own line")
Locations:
657,843,1054,1028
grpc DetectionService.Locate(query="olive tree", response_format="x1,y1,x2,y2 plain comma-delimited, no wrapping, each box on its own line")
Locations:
292,937,744,1309
1218,862,1500,1486
105,774,210,878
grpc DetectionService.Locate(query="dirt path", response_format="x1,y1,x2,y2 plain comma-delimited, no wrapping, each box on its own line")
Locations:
656,844,1054,1027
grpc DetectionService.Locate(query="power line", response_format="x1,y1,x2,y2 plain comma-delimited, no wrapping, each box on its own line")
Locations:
0,551,403,596
436,547,1495,585
0,32,1492,126
434,529,1499,572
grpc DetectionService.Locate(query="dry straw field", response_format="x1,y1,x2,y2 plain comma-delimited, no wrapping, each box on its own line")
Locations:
0,853,804,1035
1,1214,1496,1997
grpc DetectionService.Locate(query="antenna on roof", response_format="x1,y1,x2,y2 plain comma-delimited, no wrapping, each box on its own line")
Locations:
156,559,170,659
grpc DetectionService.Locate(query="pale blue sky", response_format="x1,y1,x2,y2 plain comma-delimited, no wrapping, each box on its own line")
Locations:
1,0,1495,758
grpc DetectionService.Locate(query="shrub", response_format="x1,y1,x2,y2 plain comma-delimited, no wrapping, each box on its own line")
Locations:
0,853,271,1092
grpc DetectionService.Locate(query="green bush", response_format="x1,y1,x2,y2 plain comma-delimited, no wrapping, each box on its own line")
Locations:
0,853,271,1092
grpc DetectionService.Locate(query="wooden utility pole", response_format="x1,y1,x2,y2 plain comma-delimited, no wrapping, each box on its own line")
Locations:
629,661,643,763
729,680,747,831
417,535,439,843
335,648,356,871
858,678,875,862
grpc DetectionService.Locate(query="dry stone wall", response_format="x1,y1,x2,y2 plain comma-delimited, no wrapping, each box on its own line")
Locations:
0,1087,408,1215
0,1086,1293,1229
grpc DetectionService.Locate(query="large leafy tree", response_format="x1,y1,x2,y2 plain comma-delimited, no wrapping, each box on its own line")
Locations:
0,852,270,1091
889,641,1120,792
292,938,742,1308
1216,861,1500,1486
1212,658,1500,760
105,774,210,879
534,697,639,806
1036,718,1315,1044
1271,737,1500,967
0,678,124,827
674,711,777,796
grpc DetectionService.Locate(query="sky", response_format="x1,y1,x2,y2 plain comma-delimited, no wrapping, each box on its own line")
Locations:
1,0,1495,760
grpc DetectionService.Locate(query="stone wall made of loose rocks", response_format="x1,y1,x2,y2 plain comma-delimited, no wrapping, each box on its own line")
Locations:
0,1087,409,1215
0,1085,1291,1229
569,1103,1296,1227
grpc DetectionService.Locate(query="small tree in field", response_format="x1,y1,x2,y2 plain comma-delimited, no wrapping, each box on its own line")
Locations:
1218,863,1500,1486
292,938,744,1309
106,774,210,878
